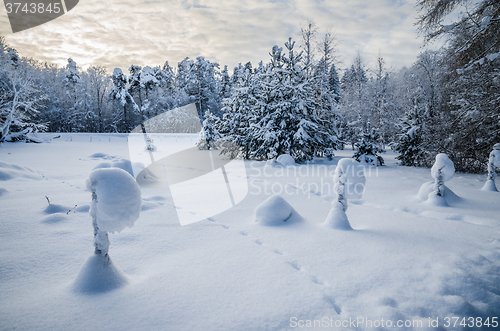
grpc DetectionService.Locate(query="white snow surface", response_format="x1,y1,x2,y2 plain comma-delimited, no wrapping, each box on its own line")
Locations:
1,133,500,331
86,168,142,233
431,153,455,182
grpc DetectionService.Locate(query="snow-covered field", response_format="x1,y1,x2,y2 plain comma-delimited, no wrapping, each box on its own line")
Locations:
1,133,499,331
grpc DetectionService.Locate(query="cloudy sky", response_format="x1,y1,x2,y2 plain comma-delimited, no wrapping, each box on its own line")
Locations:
0,0,425,73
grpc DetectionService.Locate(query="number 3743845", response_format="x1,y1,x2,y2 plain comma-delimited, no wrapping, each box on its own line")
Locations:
5,2,62,14
443,317,498,328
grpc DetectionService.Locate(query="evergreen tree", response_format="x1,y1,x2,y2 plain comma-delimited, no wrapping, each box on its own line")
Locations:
353,123,385,166
393,106,425,166
110,68,139,132
250,38,339,162
218,63,259,158
197,110,220,150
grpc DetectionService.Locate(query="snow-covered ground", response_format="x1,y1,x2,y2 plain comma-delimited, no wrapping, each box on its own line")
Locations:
1,133,499,331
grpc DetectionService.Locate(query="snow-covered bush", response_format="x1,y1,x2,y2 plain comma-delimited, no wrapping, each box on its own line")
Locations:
431,153,455,197
73,168,142,293
353,124,385,166
324,158,365,229
418,153,458,206
482,143,500,192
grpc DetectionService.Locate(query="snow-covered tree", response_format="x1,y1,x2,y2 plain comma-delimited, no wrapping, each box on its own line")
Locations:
299,21,317,77
353,123,385,166
197,110,220,150
218,63,258,158
86,65,109,132
417,0,500,70
393,105,425,166
251,38,339,162
0,43,46,142
340,54,370,147
110,68,139,132
219,65,232,99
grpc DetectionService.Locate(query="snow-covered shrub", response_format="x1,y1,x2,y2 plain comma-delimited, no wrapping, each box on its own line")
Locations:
482,143,500,192
418,153,458,206
324,158,366,229
353,124,385,166
86,168,142,245
74,168,142,293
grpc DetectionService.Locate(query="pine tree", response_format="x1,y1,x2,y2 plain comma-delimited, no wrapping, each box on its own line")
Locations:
353,123,385,166
218,63,259,158
251,38,339,162
110,68,139,132
393,106,425,166
197,110,220,150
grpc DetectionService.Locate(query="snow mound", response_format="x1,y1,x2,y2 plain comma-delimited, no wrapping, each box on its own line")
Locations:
0,161,40,181
431,153,455,182
418,181,461,206
86,168,142,233
277,154,295,166
42,213,68,224
254,195,298,225
324,201,352,230
72,254,128,294
93,158,134,177
43,204,71,214
0,188,8,196
482,180,498,192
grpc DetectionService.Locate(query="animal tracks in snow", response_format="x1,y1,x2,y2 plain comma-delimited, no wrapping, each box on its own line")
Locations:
206,215,342,315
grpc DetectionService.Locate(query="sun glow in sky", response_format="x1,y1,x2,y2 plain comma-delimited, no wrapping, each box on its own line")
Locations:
0,0,424,73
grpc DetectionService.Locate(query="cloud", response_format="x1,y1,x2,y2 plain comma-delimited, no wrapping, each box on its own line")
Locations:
1,0,423,73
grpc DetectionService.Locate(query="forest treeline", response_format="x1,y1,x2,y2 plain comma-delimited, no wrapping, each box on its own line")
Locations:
0,0,498,172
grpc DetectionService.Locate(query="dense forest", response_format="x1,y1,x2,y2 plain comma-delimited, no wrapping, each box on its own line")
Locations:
0,0,499,172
